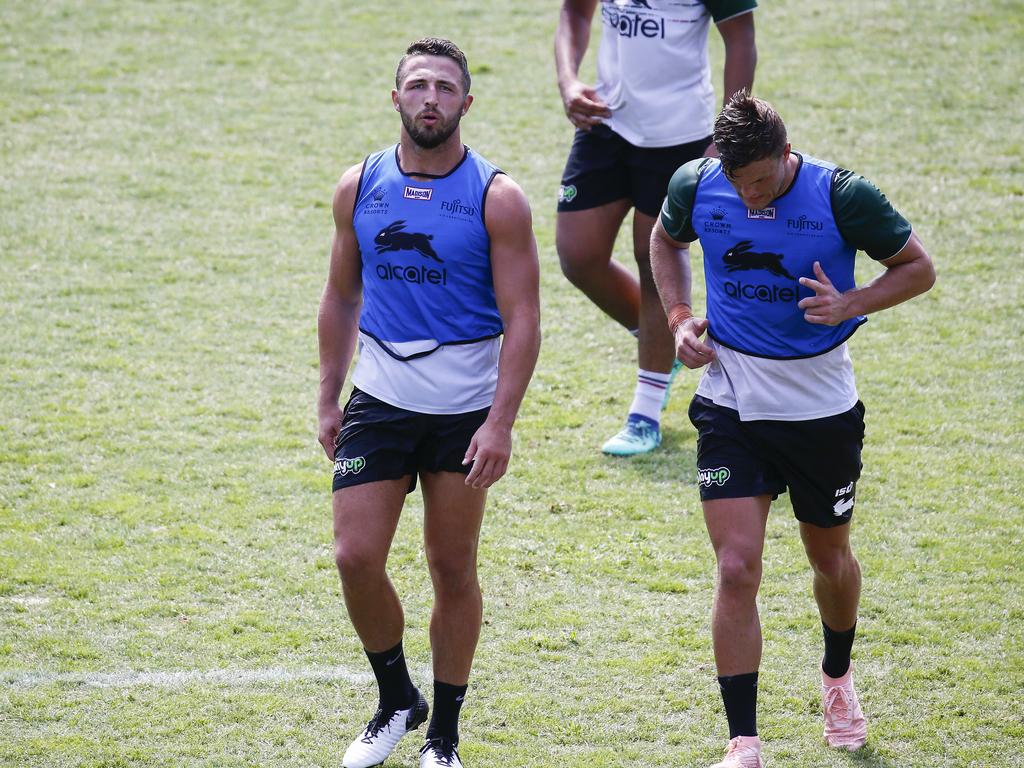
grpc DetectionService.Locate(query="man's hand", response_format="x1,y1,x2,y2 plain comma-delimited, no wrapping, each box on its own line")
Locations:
674,316,716,369
462,419,512,489
559,78,611,130
317,403,343,460
798,261,851,326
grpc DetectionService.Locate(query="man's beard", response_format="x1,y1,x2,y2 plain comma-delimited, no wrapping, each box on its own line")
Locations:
400,107,461,149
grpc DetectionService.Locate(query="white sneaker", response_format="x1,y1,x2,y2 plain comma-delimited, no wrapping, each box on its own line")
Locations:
419,737,463,768
342,690,429,768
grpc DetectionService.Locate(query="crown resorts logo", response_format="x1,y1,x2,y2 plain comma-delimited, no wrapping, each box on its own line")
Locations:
363,186,389,215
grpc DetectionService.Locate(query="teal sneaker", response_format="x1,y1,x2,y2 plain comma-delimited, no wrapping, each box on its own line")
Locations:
662,359,684,410
601,414,662,456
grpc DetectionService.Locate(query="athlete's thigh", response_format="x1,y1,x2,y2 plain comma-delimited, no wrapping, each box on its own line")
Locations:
332,477,411,566
703,495,772,560
419,471,487,565
555,200,633,268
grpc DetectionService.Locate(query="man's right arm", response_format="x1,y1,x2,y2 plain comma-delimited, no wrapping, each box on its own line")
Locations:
316,164,364,459
555,0,611,130
652,160,716,368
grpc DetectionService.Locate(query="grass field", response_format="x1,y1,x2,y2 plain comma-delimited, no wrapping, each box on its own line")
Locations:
2,1,1022,766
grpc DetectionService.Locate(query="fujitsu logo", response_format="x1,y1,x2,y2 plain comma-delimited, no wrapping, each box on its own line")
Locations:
787,214,824,231
440,198,477,217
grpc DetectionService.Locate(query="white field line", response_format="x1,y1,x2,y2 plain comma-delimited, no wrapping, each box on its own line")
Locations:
1,666,374,689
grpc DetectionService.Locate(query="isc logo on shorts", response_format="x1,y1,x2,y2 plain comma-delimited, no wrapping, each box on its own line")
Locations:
698,466,731,487
334,457,366,476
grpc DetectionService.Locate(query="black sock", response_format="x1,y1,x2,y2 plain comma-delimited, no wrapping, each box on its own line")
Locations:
822,621,857,679
427,680,468,745
365,641,416,711
718,672,758,739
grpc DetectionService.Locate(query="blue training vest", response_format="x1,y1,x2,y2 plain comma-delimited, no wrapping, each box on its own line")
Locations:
693,154,865,359
352,145,504,360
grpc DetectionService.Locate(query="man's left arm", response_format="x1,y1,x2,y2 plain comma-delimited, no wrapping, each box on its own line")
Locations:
798,171,936,325
798,234,936,325
463,174,542,489
716,8,757,105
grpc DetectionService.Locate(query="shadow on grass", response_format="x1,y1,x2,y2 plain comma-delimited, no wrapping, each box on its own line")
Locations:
843,745,898,768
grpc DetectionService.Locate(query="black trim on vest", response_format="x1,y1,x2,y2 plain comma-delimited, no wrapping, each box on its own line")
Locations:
394,145,470,179
359,327,504,362
479,170,505,224
707,317,867,361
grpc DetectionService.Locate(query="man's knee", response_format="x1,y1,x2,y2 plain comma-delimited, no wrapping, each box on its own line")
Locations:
425,546,478,597
807,543,860,583
715,549,763,596
334,538,387,586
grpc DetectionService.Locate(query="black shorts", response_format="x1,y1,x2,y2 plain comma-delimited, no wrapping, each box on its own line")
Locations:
557,125,711,217
687,395,866,528
332,388,490,494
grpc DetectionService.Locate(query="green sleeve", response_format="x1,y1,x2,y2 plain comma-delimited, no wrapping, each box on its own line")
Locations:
703,0,757,23
831,169,913,261
660,158,711,243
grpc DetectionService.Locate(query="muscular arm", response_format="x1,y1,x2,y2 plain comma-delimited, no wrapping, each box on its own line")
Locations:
716,11,757,106
798,233,936,325
464,174,542,489
555,0,611,130
316,164,364,459
650,219,715,368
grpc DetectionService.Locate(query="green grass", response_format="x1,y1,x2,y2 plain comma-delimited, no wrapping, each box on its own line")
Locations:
2,0,1022,766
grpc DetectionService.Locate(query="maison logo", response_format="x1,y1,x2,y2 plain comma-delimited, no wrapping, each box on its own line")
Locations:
746,207,776,220
403,186,433,201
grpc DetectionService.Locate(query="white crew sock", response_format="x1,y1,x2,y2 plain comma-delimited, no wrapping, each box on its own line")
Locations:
627,369,671,424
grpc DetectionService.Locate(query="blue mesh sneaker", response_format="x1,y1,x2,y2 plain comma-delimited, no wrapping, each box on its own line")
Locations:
662,359,684,410
601,414,662,456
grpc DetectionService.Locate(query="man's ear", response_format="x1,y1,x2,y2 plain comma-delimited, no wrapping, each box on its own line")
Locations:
461,93,474,116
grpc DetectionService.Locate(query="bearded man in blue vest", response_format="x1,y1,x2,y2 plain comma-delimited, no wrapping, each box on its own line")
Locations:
651,92,934,768
317,38,541,768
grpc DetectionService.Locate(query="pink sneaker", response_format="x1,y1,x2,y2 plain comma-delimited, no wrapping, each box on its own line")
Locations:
709,735,763,768
822,665,867,750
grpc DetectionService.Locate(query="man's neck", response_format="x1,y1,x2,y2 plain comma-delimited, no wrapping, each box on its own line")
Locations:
397,134,464,178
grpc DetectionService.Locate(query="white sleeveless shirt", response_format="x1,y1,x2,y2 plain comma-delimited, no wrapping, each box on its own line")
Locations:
594,0,756,147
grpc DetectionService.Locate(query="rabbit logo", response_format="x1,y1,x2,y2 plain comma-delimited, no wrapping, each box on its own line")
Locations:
722,240,795,280
374,220,442,263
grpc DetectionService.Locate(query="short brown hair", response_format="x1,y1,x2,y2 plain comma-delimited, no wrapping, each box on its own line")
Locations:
395,37,471,96
713,91,788,177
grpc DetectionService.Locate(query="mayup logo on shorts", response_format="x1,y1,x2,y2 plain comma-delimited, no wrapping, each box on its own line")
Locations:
698,466,731,487
558,184,578,204
334,456,366,477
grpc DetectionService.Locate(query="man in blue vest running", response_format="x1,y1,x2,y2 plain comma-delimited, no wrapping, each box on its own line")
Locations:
317,38,541,768
651,92,934,768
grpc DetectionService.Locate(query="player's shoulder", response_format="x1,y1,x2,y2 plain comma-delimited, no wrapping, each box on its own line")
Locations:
484,172,531,232
669,156,716,193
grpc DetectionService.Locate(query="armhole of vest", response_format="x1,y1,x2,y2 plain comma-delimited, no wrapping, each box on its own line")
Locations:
687,158,714,238
354,155,371,205
480,169,504,224
830,166,851,247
